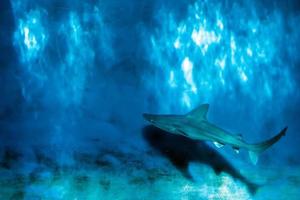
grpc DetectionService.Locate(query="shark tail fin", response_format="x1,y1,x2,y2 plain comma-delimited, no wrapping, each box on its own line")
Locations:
248,127,287,165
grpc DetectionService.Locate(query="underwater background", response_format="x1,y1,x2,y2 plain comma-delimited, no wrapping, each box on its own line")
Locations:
0,0,300,199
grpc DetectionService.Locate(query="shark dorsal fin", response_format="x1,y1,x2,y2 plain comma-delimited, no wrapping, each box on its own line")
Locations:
187,104,209,121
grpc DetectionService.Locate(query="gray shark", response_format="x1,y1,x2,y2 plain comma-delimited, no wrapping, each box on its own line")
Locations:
143,104,287,164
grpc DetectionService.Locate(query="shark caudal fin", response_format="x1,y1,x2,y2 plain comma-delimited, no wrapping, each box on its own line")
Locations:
248,127,287,165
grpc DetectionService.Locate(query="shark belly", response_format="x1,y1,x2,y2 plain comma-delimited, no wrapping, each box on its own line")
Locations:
189,122,246,148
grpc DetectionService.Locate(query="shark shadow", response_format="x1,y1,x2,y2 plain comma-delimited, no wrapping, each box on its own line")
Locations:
142,125,259,194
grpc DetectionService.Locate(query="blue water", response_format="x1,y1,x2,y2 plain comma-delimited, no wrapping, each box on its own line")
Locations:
0,0,300,199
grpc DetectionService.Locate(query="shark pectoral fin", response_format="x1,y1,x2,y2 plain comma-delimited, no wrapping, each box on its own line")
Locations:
213,141,224,148
233,147,240,154
249,151,258,165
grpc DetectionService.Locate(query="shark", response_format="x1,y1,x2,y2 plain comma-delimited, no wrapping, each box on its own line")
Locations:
143,104,287,164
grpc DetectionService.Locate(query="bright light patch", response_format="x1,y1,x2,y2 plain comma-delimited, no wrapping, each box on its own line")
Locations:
219,71,225,85
181,57,193,75
12,3,114,107
238,68,248,82
168,70,177,88
181,57,197,94
179,173,252,200
14,10,47,62
174,38,181,49
23,26,37,49
146,0,295,117
215,56,226,70
191,27,219,54
69,13,81,45
182,92,191,108
217,19,224,30
230,36,236,64
215,175,252,200
246,47,253,57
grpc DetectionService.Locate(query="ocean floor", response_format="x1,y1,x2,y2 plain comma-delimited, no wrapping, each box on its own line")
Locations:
1,126,299,200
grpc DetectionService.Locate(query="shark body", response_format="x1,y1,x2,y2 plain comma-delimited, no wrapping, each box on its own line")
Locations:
143,104,287,164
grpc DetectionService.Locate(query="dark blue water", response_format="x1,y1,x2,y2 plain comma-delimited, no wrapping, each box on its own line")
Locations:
0,0,299,199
